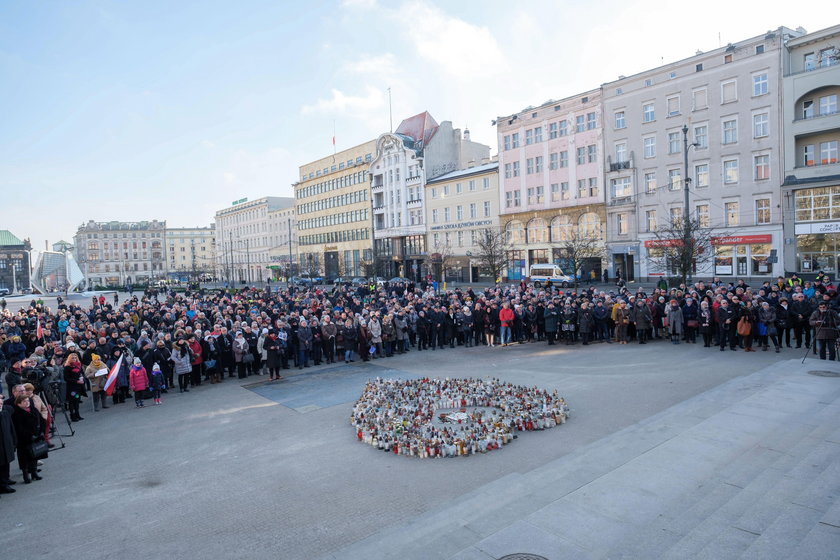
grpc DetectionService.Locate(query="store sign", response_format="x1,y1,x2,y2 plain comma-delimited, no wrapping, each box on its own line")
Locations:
711,235,772,245
429,219,492,231
795,222,840,235
643,239,684,248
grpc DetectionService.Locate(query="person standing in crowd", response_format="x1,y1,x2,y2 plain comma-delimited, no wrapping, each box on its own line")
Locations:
11,393,43,484
809,302,839,360
614,301,630,344
128,357,149,408
758,301,781,353
232,331,249,379
0,392,16,493
664,299,683,345
84,354,109,412
62,353,86,422
544,301,558,345
717,299,738,351
171,340,193,391
498,302,514,347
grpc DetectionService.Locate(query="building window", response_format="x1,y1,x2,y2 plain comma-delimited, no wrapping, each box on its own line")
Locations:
579,213,600,237
693,88,708,110
612,177,632,198
645,78,653,87
645,172,656,194
469,179,476,191
586,112,596,130
646,210,657,232
535,126,543,142
504,164,511,179
616,213,628,235
577,147,586,165
720,121,738,147
561,182,570,200
696,63,704,72
559,151,568,168
668,131,681,154
549,122,558,139
513,161,520,177
536,155,544,172
821,95,838,116
588,177,598,197
525,129,534,145
577,179,587,198
667,96,680,116
754,154,770,180
695,163,709,187
721,80,737,103
536,185,545,203
694,124,708,149
587,145,597,163
444,207,451,222
724,53,733,64
614,111,625,129
755,198,771,225
514,191,521,206
527,158,534,174
724,159,739,184
643,103,655,123
616,142,628,162
803,144,815,167
668,169,682,190
551,215,573,242
527,187,535,205
511,133,520,148
455,205,463,220
505,192,514,208
696,204,710,228
821,141,839,165
559,121,568,137
670,207,683,227
752,72,768,96
753,113,769,138
643,136,656,158
725,201,739,226
443,184,450,195
484,201,491,217
549,152,558,170
575,115,585,133
805,52,816,71
483,177,490,189
455,182,462,194
550,183,559,202
820,47,837,67
527,219,548,243
504,135,511,151
756,44,765,55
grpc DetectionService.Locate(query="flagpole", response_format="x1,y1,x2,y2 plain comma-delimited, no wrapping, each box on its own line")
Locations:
332,120,337,163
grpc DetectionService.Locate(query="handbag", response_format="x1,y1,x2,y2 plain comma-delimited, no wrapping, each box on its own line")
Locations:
30,439,49,460
204,359,217,369
662,316,669,327
686,319,699,328
767,324,778,336
242,353,254,364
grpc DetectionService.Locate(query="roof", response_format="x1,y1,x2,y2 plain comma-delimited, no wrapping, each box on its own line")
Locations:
425,162,499,184
0,230,24,246
395,111,439,149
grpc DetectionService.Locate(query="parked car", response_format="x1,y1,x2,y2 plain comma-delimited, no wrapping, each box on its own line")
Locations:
289,275,318,286
351,277,367,286
0,288,9,296
333,276,353,285
388,277,412,284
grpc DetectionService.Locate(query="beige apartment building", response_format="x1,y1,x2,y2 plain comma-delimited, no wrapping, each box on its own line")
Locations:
781,25,840,276
603,26,804,282
73,220,166,287
165,225,216,281
424,161,499,282
294,140,376,279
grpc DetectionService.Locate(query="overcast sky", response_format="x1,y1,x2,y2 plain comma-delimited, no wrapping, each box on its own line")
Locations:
0,0,829,254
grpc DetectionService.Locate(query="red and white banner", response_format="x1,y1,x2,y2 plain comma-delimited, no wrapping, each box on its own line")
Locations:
103,354,123,396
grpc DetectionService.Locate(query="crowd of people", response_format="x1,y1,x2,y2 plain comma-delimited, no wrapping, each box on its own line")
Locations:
0,271,837,487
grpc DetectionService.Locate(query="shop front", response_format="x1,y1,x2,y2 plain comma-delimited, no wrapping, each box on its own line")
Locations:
793,221,840,276
711,235,774,279
610,243,639,282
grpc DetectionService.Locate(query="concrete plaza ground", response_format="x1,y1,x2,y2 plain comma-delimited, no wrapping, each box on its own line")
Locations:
1,338,838,559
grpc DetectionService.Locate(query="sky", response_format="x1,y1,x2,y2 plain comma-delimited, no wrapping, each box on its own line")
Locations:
0,0,831,255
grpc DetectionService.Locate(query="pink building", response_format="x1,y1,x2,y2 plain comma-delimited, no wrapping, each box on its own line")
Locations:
495,90,606,280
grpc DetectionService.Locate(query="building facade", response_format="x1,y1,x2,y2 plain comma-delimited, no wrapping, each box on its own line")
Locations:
165,225,216,281
266,205,297,279
214,197,294,285
0,230,31,293
294,140,375,280
73,220,166,288
496,92,607,280
782,25,840,277
371,111,490,280
424,161,499,282
603,27,803,282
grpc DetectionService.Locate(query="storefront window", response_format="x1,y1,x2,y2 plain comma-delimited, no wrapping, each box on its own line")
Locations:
715,246,733,275
750,243,770,275
796,233,840,273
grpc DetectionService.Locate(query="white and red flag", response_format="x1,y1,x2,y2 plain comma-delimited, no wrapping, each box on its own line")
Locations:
103,354,123,396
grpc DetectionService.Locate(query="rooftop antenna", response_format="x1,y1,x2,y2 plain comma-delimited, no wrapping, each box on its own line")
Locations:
387,87,393,133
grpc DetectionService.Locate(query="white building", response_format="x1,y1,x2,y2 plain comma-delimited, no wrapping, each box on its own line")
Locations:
214,196,294,285
73,220,166,288
266,204,297,279
370,111,490,279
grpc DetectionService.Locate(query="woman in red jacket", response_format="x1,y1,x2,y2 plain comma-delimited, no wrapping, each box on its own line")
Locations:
128,358,149,408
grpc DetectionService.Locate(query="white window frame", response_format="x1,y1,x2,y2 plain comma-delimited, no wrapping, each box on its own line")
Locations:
753,112,769,138
723,158,739,184
643,102,655,123
643,136,656,159
754,197,771,225
721,79,738,104
752,71,769,97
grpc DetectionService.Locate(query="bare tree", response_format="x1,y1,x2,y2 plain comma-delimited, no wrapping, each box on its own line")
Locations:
551,230,606,286
429,241,457,282
473,227,511,284
646,217,718,286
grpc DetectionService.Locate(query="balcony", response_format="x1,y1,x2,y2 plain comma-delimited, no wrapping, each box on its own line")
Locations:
791,111,840,138
373,205,386,214
610,161,631,172
406,175,421,186
609,195,636,207
407,198,422,208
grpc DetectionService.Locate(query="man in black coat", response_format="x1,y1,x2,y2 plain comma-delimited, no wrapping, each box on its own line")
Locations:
716,299,738,351
0,393,17,493
790,293,812,349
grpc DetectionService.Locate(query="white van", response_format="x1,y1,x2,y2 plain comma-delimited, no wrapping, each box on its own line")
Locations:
528,264,574,288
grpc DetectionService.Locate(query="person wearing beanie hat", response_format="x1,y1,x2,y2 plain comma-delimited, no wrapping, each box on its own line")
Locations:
85,353,110,411
148,363,165,405
129,357,149,408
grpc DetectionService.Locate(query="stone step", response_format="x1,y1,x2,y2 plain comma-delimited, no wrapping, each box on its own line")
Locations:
660,424,840,559
791,521,840,560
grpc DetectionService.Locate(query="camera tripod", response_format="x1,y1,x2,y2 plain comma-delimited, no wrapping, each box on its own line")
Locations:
42,382,74,443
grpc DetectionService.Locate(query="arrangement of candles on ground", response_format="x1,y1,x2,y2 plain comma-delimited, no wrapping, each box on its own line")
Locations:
351,377,570,458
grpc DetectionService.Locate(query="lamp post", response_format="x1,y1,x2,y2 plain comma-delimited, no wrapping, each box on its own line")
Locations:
682,124,699,283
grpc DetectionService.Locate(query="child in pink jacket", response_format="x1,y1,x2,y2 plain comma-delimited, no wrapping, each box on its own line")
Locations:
128,358,149,408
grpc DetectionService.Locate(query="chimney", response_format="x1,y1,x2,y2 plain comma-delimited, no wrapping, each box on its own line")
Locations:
463,128,470,141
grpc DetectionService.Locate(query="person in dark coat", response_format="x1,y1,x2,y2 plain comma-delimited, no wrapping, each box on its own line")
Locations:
264,331,283,380
716,299,738,351
577,302,595,345
62,353,86,422
809,302,839,360
11,394,43,483
0,393,17,493
544,302,559,345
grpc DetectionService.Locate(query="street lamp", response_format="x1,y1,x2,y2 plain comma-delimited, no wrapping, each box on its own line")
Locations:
682,124,700,283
